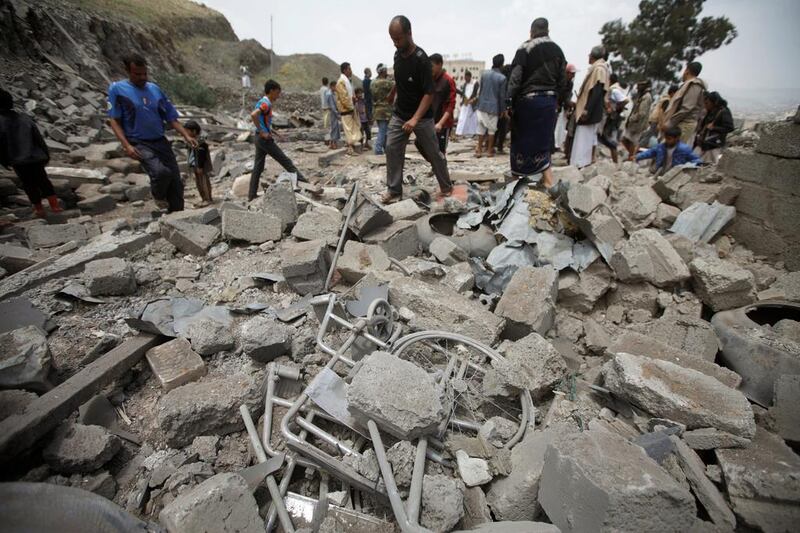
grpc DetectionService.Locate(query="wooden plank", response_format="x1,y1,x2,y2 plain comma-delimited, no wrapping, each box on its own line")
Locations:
0,334,163,464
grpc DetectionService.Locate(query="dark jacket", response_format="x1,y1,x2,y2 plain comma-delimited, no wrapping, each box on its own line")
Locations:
508,37,567,106
697,106,734,150
0,110,50,168
580,83,606,125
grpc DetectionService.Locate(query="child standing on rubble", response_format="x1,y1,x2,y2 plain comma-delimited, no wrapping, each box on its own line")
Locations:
355,88,371,150
0,88,63,218
183,120,213,207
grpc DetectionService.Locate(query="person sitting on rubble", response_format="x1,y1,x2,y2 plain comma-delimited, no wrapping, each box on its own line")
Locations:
0,87,63,218
107,53,197,213
248,79,309,201
183,120,213,207
635,125,701,175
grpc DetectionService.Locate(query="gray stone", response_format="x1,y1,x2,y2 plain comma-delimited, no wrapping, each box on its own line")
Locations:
125,185,150,201
187,435,220,463
222,209,282,244
0,243,44,274
157,373,262,447
84,257,136,296
385,198,425,221
420,474,465,533
71,470,117,500
774,319,800,343
42,423,121,474
690,256,757,312
347,192,392,237
455,450,492,487
186,319,235,357
654,203,682,229
386,440,416,488
773,374,800,442
578,205,626,263
159,472,262,533
0,326,52,392
557,261,612,312
26,223,87,249
163,207,220,225
458,487,493,530
430,237,468,266
605,281,659,317
77,194,116,215
771,271,800,302
494,333,568,399
567,183,607,215
240,316,293,363
161,220,219,256
495,266,559,339
614,186,662,231
363,219,419,260
443,262,475,293
45,166,108,187
681,428,750,450
336,241,391,283
145,338,206,391
0,389,38,421
611,229,690,288
292,208,342,246
602,353,756,438
670,436,737,530
756,120,800,159
634,314,720,362
281,239,328,296
669,201,736,243
538,429,696,533
716,429,800,532
653,166,693,201
347,351,448,439
260,181,298,231
486,429,557,521
388,276,504,345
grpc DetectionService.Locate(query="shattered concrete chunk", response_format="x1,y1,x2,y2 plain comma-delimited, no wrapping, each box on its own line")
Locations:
653,165,693,201
493,333,568,399
634,314,720,362
690,256,757,311
292,208,342,246
443,262,475,293
281,239,328,296
185,319,235,357
538,430,696,533
347,192,392,237
77,194,116,215
84,257,137,296
455,450,492,487
602,353,756,438
566,183,607,215
773,374,800,443
385,198,425,221
145,338,206,391
26,223,87,249
420,473,465,533
458,486,493,530
0,325,53,392
240,316,293,363
42,423,121,474
430,237,469,266
363,219,420,260
336,241,391,283
159,472,262,533
611,229,690,288
221,209,282,243
348,351,447,439
614,185,662,231
386,440,416,488
0,389,38,421
756,120,800,158
681,427,750,450
157,374,262,447
495,266,558,339
161,220,219,257
557,261,612,313
260,181,298,231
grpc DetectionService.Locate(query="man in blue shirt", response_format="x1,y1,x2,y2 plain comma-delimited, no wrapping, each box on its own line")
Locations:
475,54,508,158
635,125,702,174
108,54,196,213
248,79,308,201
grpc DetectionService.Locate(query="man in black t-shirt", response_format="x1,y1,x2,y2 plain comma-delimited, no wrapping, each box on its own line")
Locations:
381,15,453,204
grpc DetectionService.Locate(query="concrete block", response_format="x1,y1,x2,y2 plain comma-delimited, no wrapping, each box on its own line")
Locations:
495,266,558,339
681,428,750,450
363,219,419,260
185,319,235,357
42,423,121,474
455,450,492,487
221,209,282,244
385,198,425,221
84,257,137,296
690,256,756,312
421,474,465,533
0,325,53,392
45,166,108,187
557,261,612,313
430,237,468,266
161,220,219,256
757,120,800,159
347,192,392,237
240,316,293,363
260,181,298,231
77,194,116,215
281,239,328,296
291,207,342,246
566,183,607,215
614,186,661,231
493,333,568,399
336,241,390,283
773,374,800,443
26,223,87,249
145,338,206,391
611,229,690,288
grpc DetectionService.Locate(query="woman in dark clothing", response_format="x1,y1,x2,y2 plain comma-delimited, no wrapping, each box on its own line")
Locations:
695,91,734,164
0,88,62,217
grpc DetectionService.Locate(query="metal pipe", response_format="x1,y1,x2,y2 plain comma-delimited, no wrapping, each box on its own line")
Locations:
324,182,359,291
295,417,359,456
266,412,315,532
367,420,432,533
311,472,329,532
388,257,411,275
405,438,428,524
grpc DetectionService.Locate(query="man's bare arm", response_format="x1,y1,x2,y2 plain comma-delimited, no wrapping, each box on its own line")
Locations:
170,120,198,148
108,118,141,160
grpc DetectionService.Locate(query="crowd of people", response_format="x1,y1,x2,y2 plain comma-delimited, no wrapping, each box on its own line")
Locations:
0,15,737,218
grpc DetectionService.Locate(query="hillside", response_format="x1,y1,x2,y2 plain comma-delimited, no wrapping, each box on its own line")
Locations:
0,0,343,108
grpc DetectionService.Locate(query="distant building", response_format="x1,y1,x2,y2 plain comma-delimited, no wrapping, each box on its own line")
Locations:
443,57,486,87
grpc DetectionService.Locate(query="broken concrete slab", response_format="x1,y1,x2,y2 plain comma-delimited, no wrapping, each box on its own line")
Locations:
337,241,391,284
161,220,220,257
281,239,328,296
221,209,282,244
260,181,298,232
387,276,504,345
45,166,108,187
240,316,293,363
159,472,262,533
653,165,693,201
0,243,48,274
538,429,696,533
26,223,87,249
163,207,220,226
0,389,37,421
669,201,736,244
634,314,720,362
681,427,750,450
455,450,492,487
773,374,800,443
572,204,626,263
385,198,425,221
566,183,607,215
42,423,121,474
430,236,469,266
77,194,116,215
185,319,235,357
602,352,756,438
386,440,415,488
611,229,690,288
608,331,740,388
363,219,420,260
557,261,612,312
0,325,52,392
495,266,558,339
458,486,493,530
690,256,757,311
614,185,662,231
493,333,568,399
443,262,475,293
347,351,448,439
84,257,137,296
756,120,800,159
157,373,262,447
420,473,465,533
670,435,737,530
486,429,558,521
291,208,342,246
347,192,393,237
145,338,206,391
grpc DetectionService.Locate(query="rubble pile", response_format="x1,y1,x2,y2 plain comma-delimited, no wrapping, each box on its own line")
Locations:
0,69,799,532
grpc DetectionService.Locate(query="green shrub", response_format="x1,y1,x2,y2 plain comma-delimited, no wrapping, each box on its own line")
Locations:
157,73,217,108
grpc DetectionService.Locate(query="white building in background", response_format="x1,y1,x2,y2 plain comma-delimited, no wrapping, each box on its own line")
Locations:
443,56,485,88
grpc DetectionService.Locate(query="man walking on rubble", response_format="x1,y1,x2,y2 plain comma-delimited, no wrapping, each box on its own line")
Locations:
108,54,197,213
428,53,457,155
662,61,707,145
381,15,453,204
475,54,508,159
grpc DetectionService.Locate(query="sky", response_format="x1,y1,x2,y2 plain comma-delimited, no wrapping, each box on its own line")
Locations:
196,0,800,93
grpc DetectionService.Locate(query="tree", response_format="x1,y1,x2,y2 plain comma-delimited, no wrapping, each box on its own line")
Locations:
599,0,737,88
